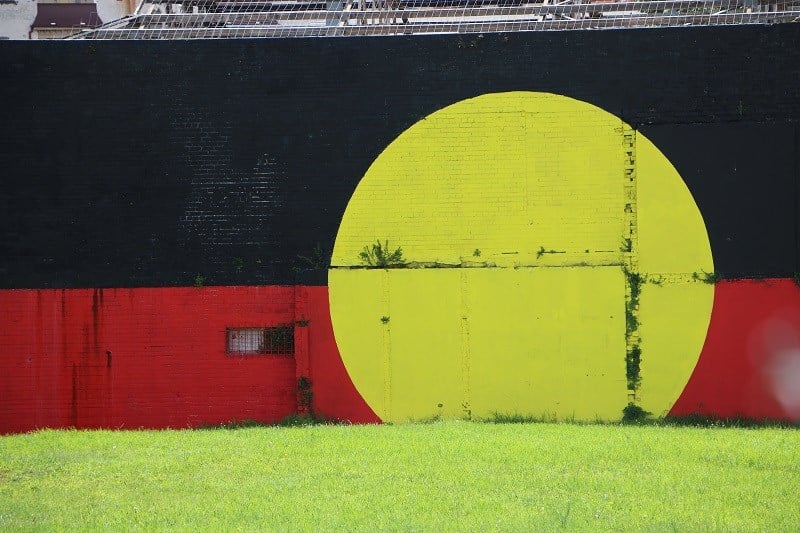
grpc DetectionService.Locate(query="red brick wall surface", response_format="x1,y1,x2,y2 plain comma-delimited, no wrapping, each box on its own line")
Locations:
670,279,800,421
0,286,377,434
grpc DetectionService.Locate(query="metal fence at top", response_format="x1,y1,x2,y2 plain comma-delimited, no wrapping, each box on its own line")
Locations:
68,0,800,39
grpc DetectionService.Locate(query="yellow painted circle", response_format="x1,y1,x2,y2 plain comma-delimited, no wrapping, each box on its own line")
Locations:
329,92,714,422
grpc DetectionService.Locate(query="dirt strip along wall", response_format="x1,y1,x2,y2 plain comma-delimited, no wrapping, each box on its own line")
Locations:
0,23,799,432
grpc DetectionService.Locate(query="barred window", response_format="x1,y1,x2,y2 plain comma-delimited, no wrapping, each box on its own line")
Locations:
226,326,294,356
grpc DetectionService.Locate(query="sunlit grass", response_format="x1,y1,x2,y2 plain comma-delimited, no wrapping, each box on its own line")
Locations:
1,422,798,530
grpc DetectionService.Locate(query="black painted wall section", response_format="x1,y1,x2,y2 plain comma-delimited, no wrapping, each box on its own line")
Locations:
0,24,799,288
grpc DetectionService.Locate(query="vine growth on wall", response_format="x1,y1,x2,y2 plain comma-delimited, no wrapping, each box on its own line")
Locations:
623,267,644,395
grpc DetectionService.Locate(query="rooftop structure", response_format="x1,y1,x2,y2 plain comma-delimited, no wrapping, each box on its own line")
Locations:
69,0,800,39
31,3,104,39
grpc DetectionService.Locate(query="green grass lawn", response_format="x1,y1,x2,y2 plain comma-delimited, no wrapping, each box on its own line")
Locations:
1,422,798,531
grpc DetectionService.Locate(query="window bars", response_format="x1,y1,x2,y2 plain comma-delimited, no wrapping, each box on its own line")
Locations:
226,326,295,355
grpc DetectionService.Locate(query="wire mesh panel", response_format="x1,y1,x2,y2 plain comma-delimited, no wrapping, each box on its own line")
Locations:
68,0,800,39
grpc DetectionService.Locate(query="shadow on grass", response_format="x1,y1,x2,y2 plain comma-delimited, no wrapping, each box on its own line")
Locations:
658,414,799,429
197,412,799,431
197,414,346,430
482,410,799,429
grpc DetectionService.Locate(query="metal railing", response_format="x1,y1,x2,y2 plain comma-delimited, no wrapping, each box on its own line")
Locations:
68,0,800,39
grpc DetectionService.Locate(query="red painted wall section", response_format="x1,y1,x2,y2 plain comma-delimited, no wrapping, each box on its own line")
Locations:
0,286,377,433
670,279,800,421
301,287,381,424
3,281,798,433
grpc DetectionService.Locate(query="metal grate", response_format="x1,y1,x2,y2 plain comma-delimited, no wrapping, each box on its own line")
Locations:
68,0,800,39
226,326,295,355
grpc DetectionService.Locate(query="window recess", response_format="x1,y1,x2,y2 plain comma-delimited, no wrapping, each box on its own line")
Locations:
226,326,294,356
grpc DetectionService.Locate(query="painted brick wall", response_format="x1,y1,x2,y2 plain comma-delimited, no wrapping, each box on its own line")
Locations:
1,23,799,430
1,24,798,289
0,287,298,432
0,286,379,433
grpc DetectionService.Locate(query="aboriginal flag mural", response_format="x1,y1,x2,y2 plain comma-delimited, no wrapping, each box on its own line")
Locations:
1,23,799,432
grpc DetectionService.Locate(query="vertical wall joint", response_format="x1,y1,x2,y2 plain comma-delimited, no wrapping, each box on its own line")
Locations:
622,125,642,403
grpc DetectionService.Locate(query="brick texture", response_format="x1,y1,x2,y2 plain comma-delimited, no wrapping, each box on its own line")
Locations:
0,24,798,287
0,24,799,429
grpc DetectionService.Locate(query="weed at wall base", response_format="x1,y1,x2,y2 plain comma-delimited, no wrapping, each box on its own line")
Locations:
621,403,652,424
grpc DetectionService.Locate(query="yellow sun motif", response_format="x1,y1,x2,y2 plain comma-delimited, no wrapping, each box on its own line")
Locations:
329,92,714,423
